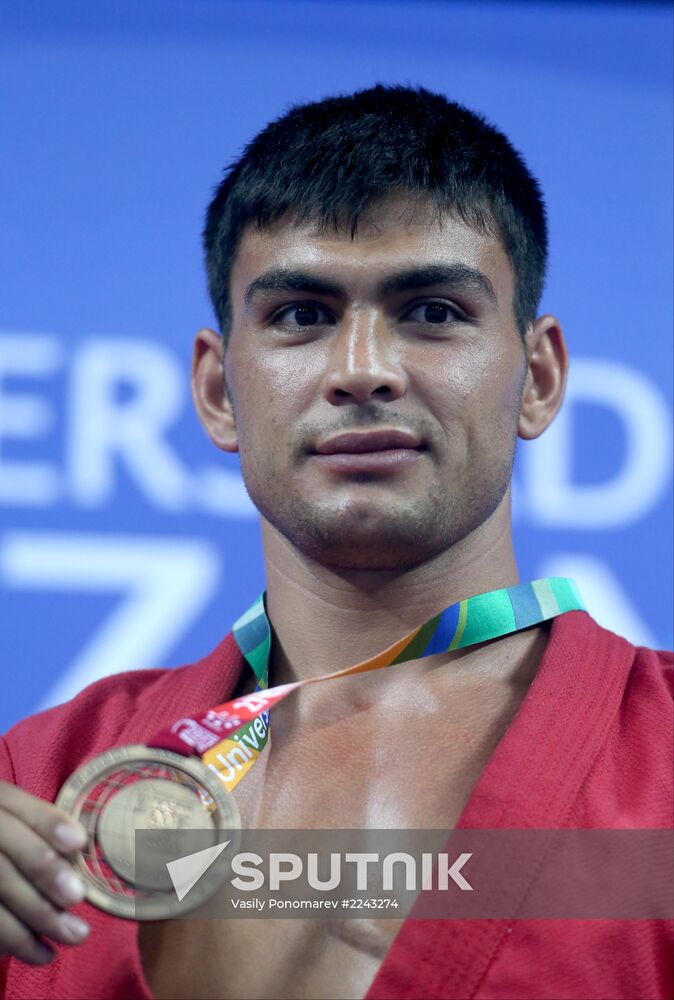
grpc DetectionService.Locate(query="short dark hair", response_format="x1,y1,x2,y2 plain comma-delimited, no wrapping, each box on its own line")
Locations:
203,83,547,341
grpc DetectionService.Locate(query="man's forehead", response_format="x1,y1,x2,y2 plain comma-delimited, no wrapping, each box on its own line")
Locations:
231,198,513,306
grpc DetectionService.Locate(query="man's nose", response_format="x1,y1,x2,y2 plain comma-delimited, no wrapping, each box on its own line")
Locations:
321,310,407,405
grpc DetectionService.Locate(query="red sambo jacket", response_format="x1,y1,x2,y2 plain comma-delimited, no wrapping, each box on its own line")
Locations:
1,610,672,999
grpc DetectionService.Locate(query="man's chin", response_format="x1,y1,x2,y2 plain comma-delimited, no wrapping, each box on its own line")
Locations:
253,487,462,569
277,518,453,572
305,547,436,572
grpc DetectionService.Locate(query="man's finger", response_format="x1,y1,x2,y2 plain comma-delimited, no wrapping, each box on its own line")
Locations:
0,904,55,966
0,812,86,909
0,782,86,854
0,852,89,947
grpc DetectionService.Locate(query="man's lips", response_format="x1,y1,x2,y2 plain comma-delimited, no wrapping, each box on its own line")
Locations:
311,429,426,474
313,429,424,455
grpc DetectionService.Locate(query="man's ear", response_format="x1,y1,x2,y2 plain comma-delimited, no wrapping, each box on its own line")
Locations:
518,314,569,440
191,327,239,452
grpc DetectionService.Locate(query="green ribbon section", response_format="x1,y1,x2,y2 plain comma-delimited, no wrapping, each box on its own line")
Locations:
233,577,585,679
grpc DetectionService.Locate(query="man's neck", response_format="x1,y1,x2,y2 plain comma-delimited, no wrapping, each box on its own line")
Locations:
261,504,522,685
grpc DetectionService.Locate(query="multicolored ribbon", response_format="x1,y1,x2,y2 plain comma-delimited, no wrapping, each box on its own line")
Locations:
150,578,585,791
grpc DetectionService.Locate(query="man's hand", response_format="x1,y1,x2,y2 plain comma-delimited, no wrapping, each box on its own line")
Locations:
0,781,90,964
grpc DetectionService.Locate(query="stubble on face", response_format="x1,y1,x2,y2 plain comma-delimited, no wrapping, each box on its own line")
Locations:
241,405,520,572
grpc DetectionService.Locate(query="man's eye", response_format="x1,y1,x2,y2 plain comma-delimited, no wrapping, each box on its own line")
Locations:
274,304,331,327
405,302,462,324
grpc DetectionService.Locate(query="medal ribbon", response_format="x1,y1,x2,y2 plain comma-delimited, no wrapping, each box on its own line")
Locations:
150,577,585,791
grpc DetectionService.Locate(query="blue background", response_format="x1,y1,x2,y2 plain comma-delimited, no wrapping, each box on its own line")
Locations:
1,0,672,731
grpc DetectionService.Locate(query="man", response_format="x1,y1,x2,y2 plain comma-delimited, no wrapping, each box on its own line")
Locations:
0,84,671,1000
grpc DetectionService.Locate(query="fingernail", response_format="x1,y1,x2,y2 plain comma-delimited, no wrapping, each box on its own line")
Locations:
54,822,87,851
60,912,90,941
54,869,86,905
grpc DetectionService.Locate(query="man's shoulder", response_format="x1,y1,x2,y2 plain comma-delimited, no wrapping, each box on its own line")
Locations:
559,609,672,694
632,639,673,688
1,631,244,802
626,636,673,726
1,666,171,788
595,613,673,700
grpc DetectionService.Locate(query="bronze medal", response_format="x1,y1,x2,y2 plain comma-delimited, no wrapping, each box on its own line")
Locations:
55,745,240,920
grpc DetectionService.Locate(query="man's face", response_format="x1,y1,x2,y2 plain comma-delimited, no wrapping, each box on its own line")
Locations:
222,193,528,570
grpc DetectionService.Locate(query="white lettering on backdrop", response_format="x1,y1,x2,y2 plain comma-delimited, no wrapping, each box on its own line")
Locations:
0,332,255,515
522,358,672,528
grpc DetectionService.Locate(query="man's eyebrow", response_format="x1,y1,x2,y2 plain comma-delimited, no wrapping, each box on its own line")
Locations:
243,263,497,307
378,264,497,304
244,270,344,306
